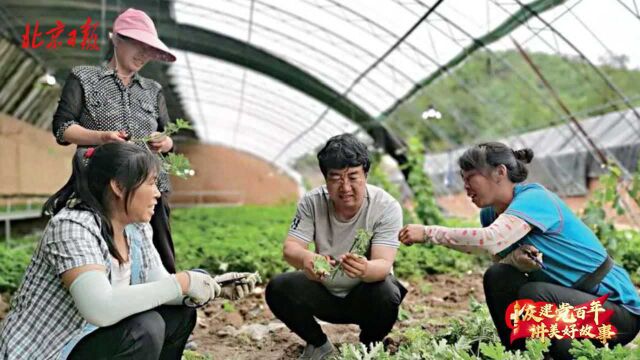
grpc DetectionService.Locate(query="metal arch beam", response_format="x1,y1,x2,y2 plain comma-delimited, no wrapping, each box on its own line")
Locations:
380,0,569,119
171,2,403,112
180,96,321,152
169,63,353,130
3,2,408,168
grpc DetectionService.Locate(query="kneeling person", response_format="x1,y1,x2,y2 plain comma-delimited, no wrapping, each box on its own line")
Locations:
266,134,407,360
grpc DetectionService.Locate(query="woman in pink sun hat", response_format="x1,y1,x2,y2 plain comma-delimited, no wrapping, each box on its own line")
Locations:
52,8,179,275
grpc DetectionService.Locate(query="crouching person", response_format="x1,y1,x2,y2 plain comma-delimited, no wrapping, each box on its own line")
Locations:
266,134,407,360
0,143,258,360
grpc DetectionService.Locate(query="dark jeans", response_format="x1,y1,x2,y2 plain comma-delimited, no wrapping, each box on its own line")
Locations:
151,192,176,273
68,305,197,360
265,271,407,347
484,263,640,360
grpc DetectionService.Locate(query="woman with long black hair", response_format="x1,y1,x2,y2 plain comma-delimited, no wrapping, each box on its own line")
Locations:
0,143,257,360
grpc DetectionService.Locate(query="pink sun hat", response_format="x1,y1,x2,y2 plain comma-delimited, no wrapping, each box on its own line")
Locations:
112,8,176,62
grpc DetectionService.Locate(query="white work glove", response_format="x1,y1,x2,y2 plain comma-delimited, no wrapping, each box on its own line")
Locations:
500,245,544,273
185,270,221,306
213,272,261,300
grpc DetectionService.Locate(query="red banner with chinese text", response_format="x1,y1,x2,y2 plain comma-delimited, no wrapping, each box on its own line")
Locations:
505,294,617,345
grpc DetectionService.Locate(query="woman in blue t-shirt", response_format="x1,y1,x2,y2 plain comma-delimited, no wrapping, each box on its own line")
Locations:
399,142,640,359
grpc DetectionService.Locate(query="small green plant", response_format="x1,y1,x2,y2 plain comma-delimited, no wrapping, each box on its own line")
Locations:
480,339,550,360
130,118,195,179
397,306,411,321
311,229,373,279
351,229,372,257
568,338,640,359
419,282,432,295
312,256,332,276
222,300,236,313
182,350,213,360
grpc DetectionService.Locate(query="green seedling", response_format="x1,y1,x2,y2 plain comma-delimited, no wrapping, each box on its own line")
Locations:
330,229,373,279
130,118,195,179
312,256,333,276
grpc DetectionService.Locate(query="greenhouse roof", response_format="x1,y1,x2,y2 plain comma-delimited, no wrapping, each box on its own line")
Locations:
2,0,640,178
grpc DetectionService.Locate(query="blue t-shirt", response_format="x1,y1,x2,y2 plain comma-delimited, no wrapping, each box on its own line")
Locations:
481,183,640,315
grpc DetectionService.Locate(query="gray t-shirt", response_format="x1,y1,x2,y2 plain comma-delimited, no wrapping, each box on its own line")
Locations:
288,184,403,297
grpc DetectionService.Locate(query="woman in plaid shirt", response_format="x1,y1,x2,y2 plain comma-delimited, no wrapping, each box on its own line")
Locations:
0,143,257,359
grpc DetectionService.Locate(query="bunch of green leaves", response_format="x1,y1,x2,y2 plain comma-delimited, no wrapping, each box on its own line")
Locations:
401,136,443,225
439,297,498,346
329,229,372,279
479,339,551,360
310,229,373,279
337,330,551,359
134,118,192,143
352,229,372,256
313,256,332,276
182,350,213,360
130,118,195,179
337,342,391,360
568,339,640,359
0,236,38,292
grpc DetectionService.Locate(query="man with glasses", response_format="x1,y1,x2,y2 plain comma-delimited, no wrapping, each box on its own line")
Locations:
266,134,407,360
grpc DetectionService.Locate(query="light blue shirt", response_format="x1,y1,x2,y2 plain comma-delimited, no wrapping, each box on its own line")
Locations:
481,183,640,315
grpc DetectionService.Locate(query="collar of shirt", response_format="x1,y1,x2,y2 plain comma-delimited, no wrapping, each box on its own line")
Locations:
99,63,148,89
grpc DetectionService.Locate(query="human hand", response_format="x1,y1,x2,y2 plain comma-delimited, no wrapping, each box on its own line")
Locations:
339,253,368,278
99,130,128,144
500,245,544,272
148,132,173,153
213,272,261,300
184,270,221,306
399,224,427,246
303,253,335,282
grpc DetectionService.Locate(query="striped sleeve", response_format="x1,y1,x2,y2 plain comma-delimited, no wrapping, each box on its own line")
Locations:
371,201,403,248
425,213,531,255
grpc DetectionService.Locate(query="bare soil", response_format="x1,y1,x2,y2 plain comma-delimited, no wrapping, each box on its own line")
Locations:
190,273,485,360
0,273,485,360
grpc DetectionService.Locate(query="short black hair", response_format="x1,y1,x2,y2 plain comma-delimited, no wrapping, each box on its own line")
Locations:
317,133,370,177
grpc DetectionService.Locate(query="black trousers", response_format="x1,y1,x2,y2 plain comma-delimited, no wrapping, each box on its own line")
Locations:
484,263,640,360
265,271,407,347
68,305,197,360
151,192,176,273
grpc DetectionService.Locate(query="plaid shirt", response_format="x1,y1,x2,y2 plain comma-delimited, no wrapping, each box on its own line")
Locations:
0,207,163,360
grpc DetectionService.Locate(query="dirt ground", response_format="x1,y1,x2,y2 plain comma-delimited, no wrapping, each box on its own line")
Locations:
189,272,485,360
0,273,484,360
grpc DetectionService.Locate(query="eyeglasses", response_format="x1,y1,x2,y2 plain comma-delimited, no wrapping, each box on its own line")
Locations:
327,171,364,187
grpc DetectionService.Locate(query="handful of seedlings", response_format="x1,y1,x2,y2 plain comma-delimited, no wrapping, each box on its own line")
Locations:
312,229,373,279
312,256,333,277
